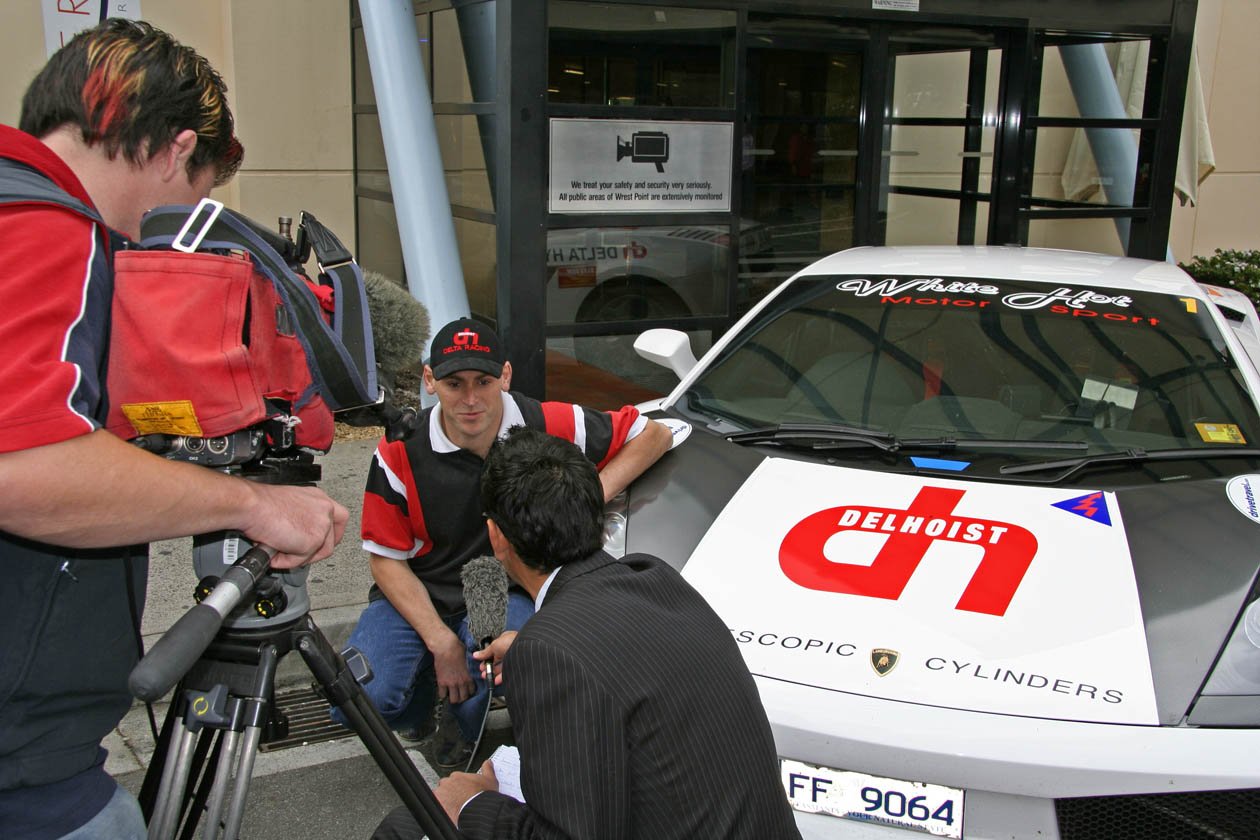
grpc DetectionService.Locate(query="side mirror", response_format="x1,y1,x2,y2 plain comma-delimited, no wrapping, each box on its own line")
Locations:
634,328,698,381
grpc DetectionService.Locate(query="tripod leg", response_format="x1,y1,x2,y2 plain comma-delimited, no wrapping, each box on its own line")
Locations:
212,641,279,840
291,615,464,840
143,684,226,839
177,725,221,840
201,729,240,840
139,700,179,820
148,719,197,840
219,723,264,839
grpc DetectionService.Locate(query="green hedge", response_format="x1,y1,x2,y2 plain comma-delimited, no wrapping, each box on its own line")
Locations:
1179,249,1260,309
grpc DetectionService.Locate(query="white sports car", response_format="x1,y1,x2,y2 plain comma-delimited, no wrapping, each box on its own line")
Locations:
616,246,1260,840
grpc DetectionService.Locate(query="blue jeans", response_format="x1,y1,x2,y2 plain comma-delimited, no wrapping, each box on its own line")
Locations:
333,592,534,741
60,782,145,839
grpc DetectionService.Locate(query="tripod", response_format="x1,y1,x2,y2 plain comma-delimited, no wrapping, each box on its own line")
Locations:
131,545,461,840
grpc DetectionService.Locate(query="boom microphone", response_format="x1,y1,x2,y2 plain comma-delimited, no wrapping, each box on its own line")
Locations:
461,555,509,681
361,269,429,392
335,270,429,439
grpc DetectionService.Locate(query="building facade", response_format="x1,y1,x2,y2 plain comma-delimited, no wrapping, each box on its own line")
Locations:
2,0,1256,402
350,0,1207,397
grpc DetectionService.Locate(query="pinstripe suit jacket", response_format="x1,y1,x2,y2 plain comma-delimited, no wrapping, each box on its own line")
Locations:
459,552,801,839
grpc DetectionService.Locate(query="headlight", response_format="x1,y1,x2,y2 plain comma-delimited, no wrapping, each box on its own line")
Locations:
1189,597,1260,725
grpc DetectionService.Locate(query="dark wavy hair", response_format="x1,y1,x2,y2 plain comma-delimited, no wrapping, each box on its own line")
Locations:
19,19,243,186
480,427,605,573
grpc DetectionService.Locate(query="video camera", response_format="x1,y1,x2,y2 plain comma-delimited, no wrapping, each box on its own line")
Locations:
617,130,670,173
108,200,410,630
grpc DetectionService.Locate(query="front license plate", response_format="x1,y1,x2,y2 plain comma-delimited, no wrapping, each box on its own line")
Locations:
781,759,964,838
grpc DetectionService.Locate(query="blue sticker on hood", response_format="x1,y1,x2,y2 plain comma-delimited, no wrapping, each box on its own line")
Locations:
1052,491,1112,526
909,456,969,471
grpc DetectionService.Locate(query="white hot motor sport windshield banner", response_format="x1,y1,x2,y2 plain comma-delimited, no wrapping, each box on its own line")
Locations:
683,458,1159,725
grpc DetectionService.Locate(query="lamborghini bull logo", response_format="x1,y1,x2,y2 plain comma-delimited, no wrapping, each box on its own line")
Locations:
871,648,899,676
779,486,1037,616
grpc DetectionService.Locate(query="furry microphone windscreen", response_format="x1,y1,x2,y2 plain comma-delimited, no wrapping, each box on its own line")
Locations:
361,270,430,391
461,555,509,647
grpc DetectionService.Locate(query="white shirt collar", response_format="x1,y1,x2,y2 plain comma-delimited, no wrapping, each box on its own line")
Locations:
429,391,524,454
534,567,563,611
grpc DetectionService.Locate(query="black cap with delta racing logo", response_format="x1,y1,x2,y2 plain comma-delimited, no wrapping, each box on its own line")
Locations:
429,317,506,379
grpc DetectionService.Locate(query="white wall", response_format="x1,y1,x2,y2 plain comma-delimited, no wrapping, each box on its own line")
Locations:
1170,0,1260,262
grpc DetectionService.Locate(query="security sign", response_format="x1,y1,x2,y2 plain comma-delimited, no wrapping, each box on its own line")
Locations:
682,458,1159,725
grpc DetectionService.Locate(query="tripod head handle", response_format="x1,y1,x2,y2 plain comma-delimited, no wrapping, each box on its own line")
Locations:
129,545,277,702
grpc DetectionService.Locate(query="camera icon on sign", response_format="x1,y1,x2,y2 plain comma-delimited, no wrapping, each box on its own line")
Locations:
617,131,669,173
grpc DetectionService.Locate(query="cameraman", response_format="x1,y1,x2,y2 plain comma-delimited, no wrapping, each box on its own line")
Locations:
0,21,347,839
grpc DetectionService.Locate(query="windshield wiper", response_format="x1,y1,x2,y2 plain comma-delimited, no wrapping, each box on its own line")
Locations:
1001,446,1260,482
727,423,1089,456
728,423,901,451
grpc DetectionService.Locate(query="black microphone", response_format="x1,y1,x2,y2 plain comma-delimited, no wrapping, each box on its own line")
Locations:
461,555,509,684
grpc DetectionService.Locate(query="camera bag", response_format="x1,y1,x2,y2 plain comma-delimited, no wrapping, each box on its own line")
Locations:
0,159,378,454
102,199,381,452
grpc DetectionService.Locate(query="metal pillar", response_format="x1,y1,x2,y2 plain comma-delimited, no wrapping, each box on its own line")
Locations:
359,0,470,336
1058,43,1137,251
457,2,498,199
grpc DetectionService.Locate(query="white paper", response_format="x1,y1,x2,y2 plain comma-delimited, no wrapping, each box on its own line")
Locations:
490,745,525,803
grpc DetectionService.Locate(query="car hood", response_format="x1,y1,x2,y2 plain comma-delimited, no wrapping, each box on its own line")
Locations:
624,418,1260,727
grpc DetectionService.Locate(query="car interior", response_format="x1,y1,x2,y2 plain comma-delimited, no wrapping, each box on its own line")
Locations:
688,285,1260,454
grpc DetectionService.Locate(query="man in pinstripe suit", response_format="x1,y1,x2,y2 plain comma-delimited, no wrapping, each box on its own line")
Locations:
430,426,802,839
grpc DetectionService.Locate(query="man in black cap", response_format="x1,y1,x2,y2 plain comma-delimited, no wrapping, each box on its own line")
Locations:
338,318,672,768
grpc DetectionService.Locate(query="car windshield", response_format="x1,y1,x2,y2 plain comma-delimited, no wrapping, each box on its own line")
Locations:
680,274,1260,459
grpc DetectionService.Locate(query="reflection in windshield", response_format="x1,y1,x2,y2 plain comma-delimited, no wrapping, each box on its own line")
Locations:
683,275,1260,456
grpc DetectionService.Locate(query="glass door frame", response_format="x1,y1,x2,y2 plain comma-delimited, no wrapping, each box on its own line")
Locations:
873,27,1007,247
740,29,870,282
744,22,1013,261
1004,14,1196,258
518,3,1195,396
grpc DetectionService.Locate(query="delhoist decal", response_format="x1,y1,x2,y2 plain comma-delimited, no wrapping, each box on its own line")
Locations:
780,486,1037,616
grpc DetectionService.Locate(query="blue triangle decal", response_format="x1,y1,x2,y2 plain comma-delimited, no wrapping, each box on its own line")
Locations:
1052,491,1112,526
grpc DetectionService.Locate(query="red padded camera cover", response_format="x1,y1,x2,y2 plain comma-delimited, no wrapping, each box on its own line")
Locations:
105,250,333,451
